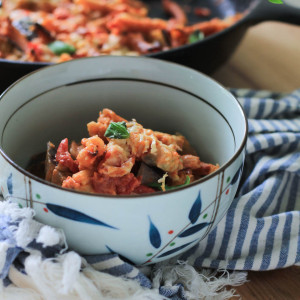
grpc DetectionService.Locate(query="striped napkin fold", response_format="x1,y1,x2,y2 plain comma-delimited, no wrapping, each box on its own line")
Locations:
182,88,300,272
0,88,299,300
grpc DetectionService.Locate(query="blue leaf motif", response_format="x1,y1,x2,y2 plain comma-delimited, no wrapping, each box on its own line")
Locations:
148,216,161,249
231,163,243,186
157,240,197,258
7,173,13,195
46,203,118,229
189,191,202,224
178,222,211,238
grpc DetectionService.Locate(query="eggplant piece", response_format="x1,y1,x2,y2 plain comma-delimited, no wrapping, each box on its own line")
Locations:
45,141,57,182
50,168,72,186
69,141,84,160
141,152,157,168
7,17,35,52
137,162,163,185
12,17,37,41
0,36,14,57
34,22,54,43
45,141,72,185
43,138,79,184
7,17,54,52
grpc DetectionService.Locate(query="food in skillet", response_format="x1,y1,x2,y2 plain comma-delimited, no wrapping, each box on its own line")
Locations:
0,0,242,62
41,109,219,195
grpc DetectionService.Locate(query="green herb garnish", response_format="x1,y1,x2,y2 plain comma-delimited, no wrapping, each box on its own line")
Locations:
268,0,283,3
148,176,191,191
48,41,76,55
104,121,130,139
188,30,205,44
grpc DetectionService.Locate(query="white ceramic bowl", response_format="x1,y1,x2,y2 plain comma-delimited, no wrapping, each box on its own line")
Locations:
0,57,247,265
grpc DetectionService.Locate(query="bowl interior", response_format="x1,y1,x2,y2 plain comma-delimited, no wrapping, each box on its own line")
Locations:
0,57,246,177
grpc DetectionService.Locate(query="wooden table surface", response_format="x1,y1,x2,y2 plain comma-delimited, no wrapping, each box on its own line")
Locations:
211,21,300,299
212,21,300,92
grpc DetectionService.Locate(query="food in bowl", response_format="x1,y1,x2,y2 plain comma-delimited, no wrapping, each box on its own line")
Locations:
0,0,242,62
31,108,218,195
0,56,247,264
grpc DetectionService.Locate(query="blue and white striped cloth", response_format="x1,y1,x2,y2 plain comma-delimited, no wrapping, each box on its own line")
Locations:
182,88,300,271
0,88,299,299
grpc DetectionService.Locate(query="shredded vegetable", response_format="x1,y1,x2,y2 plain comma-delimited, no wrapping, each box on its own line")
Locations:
0,0,242,62
38,108,219,195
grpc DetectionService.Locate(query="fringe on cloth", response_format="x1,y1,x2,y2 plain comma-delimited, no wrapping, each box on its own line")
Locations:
0,200,247,300
151,261,247,300
1,254,247,300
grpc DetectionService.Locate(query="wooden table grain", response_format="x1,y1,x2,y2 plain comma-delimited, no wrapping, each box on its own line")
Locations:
211,21,300,299
213,21,300,92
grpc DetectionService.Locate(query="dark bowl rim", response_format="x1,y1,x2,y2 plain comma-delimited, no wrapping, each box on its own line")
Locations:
0,56,248,199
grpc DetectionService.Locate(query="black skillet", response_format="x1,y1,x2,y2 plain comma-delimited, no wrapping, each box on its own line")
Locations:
1,0,300,93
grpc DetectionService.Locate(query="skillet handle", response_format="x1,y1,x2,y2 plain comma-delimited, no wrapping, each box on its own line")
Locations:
243,0,300,26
